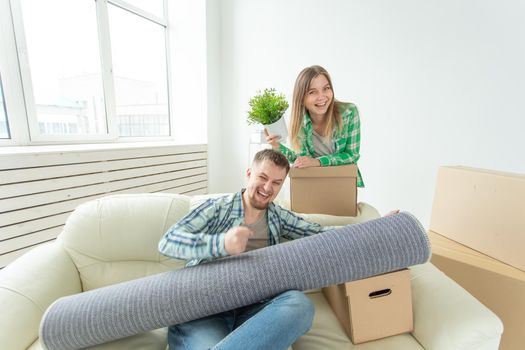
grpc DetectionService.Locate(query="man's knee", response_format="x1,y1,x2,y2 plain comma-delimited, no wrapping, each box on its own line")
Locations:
275,290,315,330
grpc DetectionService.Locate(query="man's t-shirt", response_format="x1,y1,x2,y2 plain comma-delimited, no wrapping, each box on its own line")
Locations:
244,211,269,251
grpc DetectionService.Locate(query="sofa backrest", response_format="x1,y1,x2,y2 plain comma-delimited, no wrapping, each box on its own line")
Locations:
59,193,190,291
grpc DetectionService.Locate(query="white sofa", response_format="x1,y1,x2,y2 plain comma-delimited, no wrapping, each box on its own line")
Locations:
0,193,503,350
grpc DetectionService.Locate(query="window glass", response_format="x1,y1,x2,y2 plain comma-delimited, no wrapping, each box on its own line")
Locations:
121,0,164,18
108,4,169,137
20,0,107,136
0,76,9,139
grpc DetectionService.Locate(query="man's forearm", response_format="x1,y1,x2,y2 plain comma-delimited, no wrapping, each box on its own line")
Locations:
158,229,227,260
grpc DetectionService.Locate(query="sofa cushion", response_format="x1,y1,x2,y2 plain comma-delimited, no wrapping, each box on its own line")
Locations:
59,193,189,291
296,202,380,226
28,328,168,350
409,263,504,349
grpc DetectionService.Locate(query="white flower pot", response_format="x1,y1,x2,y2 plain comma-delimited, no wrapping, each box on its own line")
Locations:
264,117,288,141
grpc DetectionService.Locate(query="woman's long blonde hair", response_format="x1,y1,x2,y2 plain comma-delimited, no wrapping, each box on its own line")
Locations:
289,65,342,151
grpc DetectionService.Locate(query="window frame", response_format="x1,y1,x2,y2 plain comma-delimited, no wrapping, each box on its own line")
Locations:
0,0,29,146
2,0,171,145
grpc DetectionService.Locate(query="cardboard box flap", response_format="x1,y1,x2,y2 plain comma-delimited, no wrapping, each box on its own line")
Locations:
441,165,525,180
428,230,525,282
429,165,525,272
289,164,357,178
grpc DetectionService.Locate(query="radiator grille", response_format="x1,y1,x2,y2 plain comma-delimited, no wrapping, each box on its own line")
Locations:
0,143,207,268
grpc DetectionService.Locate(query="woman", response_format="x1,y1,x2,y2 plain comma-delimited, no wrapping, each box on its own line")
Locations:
266,65,364,187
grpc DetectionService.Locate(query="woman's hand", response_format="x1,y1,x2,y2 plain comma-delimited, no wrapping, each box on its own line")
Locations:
293,156,321,168
384,209,400,216
264,129,281,149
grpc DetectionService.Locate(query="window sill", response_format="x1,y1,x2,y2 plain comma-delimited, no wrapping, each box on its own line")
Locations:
0,140,204,156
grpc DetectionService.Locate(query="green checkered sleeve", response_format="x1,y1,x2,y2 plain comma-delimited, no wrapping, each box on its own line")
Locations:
279,143,297,163
279,142,310,163
317,105,360,167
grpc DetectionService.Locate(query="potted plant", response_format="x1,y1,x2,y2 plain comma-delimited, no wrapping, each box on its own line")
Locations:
247,88,289,140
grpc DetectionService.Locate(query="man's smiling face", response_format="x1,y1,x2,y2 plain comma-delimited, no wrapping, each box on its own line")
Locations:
245,159,287,210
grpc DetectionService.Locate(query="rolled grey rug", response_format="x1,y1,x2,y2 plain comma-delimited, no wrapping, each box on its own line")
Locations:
40,212,430,350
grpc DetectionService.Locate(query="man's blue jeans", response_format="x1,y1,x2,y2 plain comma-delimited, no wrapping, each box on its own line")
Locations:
168,290,314,350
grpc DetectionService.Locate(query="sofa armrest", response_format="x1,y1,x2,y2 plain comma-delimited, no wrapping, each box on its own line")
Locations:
0,242,82,350
410,263,503,350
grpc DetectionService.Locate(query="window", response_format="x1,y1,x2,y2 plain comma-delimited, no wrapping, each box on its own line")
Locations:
5,0,170,144
20,0,106,137
0,76,9,139
108,3,169,137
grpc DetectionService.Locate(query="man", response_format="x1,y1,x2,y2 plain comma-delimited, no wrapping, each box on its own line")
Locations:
158,149,332,350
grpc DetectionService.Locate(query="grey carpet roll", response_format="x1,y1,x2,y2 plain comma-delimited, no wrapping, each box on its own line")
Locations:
40,212,430,350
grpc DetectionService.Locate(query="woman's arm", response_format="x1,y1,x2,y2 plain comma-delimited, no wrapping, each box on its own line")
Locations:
264,129,298,163
279,143,298,163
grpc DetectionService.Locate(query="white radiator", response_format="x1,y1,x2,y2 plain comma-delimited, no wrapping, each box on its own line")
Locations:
0,143,207,268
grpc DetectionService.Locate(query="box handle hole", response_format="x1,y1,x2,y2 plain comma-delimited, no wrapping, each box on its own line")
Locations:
369,288,392,299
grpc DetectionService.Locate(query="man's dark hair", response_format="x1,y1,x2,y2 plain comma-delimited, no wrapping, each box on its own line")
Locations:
252,149,290,174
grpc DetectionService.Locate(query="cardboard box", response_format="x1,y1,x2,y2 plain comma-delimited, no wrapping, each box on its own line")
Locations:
322,269,413,344
289,165,357,216
429,231,525,350
430,166,525,272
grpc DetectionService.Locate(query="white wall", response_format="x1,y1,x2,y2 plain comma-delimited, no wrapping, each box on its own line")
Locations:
205,0,223,193
169,0,207,145
206,0,525,226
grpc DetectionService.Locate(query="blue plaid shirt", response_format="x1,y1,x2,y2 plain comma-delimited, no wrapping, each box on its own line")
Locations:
158,191,331,266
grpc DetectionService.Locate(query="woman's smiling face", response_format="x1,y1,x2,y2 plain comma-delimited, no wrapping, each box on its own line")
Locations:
303,74,333,119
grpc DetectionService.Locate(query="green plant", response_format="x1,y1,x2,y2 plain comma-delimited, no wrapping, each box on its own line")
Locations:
247,88,289,125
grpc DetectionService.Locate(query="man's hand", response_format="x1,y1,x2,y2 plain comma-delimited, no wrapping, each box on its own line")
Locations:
225,226,253,255
293,156,321,168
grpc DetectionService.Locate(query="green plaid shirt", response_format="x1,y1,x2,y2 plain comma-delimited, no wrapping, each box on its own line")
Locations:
279,102,364,187
158,191,331,266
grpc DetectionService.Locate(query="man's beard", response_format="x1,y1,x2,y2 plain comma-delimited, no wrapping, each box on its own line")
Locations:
248,192,271,210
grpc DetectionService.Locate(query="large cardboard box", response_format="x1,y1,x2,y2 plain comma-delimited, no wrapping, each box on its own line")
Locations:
429,231,525,350
322,269,413,344
289,165,357,216
429,166,525,272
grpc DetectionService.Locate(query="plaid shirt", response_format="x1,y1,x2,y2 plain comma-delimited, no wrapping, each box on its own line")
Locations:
279,102,364,187
158,191,331,266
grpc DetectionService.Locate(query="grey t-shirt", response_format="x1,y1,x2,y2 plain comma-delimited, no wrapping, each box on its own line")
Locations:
243,212,269,252
312,129,335,157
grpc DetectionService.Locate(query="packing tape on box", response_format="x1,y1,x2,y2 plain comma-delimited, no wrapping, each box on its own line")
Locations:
40,212,430,350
